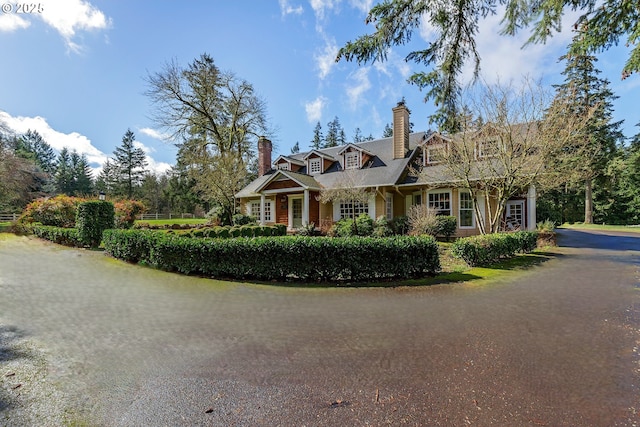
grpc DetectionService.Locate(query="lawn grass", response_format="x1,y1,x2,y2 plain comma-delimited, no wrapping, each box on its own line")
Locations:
0,221,11,232
135,218,209,226
560,222,640,234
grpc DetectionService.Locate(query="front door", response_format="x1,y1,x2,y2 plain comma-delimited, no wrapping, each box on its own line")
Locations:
290,197,303,229
505,200,525,230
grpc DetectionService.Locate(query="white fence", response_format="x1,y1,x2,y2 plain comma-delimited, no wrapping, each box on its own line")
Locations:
138,213,200,220
0,213,19,222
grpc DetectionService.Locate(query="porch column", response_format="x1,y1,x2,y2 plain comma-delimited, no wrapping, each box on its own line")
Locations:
260,194,266,225
526,184,536,231
303,189,309,226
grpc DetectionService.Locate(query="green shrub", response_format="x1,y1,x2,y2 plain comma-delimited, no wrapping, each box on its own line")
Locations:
232,213,256,226
31,225,84,247
103,229,157,263
451,231,539,267
76,201,115,248
103,230,440,282
435,216,457,239
113,200,146,229
274,224,287,236
373,216,393,237
536,219,556,232
20,195,84,228
390,216,409,235
296,223,318,236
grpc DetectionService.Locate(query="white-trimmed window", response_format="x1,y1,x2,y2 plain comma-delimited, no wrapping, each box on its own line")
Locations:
412,191,423,206
426,144,446,165
459,191,474,228
478,138,499,158
385,194,393,220
345,151,360,170
276,162,289,170
339,200,368,219
428,191,451,215
309,158,322,174
249,200,273,222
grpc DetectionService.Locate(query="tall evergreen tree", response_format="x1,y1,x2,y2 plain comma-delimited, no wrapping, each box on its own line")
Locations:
70,151,94,195
113,129,148,199
324,116,344,148
311,122,323,150
382,123,393,138
550,42,624,223
54,148,74,195
353,127,364,143
15,130,57,175
95,159,118,195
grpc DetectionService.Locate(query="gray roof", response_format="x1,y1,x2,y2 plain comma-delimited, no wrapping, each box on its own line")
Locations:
236,131,446,198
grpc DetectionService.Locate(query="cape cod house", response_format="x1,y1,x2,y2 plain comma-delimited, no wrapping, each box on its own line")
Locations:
235,102,536,236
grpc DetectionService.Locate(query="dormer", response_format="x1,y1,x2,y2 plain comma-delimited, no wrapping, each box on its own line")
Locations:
420,133,451,166
302,150,335,175
273,155,305,172
337,144,374,170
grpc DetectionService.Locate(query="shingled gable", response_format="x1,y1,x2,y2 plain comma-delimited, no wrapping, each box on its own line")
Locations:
255,169,322,193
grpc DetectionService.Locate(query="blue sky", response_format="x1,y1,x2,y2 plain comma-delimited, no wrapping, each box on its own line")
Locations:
1,0,638,175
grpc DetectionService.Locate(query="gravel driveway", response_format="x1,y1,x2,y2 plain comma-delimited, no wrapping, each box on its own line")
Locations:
0,229,638,426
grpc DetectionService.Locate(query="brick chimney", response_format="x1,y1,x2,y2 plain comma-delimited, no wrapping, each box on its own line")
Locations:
392,100,410,159
257,136,272,177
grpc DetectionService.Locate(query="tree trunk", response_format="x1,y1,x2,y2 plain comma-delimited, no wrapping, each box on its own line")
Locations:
584,179,593,224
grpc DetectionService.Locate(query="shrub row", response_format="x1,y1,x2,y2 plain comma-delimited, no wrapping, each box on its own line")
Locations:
168,224,287,238
103,230,440,282
451,231,539,267
30,225,84,247
76,201,115,247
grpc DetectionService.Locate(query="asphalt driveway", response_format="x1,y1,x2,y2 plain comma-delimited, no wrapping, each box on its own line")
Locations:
0,229,638,426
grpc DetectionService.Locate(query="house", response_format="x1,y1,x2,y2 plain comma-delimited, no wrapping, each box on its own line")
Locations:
235,102,536,236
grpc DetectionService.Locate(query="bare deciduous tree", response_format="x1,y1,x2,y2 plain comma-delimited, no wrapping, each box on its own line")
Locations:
420,78,591,234
145,53,271,222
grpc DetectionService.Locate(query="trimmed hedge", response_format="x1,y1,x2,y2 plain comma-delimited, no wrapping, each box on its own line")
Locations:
76,201,115,247
31,225,84,247
103,230,440,282
451,231,539,267
166,224,286,239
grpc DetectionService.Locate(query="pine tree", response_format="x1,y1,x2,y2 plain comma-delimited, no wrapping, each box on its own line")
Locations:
324,116,343,148
70,151,94,196
353,127,364,143
382,123,393,138
54,148,74,195
311,122,323,150
16,130,57,175
291,141,300,154
551,41,624,223
95,159,118,195
113,129,148,199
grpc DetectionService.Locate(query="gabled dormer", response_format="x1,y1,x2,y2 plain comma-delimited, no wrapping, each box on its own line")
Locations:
337,144,374,170
273,155,305,172
302,150,335,175
420,133,451,166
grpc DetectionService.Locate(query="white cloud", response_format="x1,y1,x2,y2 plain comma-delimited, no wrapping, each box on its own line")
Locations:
0,13,31,32
0,110,107,166
0,0,111,52
139,127,170,141
305,96,327,123
279,0,303,17
133,140,172,174
346,67,371,109
309,0,338,21
0,111,171,175
348,0,373,14
315,38,339,79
